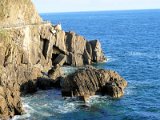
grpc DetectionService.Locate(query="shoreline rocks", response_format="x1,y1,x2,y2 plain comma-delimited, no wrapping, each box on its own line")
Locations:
52,31,106,66
0,0,127,119
61,66,127,98
0,21,107,119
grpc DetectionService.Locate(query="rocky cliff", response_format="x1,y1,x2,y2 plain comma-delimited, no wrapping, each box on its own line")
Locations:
0,23,53,118
52,31,106,66
0,0,42,27
0,0,106,118
0,0,128,119
0,23,106,117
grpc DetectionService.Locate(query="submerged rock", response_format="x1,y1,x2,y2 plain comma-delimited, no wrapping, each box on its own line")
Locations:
61,66,127,98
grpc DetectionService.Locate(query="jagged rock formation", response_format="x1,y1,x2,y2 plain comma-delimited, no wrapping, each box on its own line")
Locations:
0,25,106,118
61,66,127,98
48,65,63,80
0,0,127,119
52,31,106,66
0,0,105,118
0,66,23,119
0,22,54,118
0,0,50,118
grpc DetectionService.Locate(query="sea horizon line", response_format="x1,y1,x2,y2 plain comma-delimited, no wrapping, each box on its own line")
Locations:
39,8,160,14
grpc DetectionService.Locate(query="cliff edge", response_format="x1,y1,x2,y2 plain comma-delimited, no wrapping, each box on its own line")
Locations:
0,0,127,119
0,0,42,27
0,0,105,118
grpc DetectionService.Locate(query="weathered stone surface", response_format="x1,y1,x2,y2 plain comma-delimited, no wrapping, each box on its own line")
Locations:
0,0,42,27
52,54,66,66
48,65,63,80
61,66,127,98
89,40,106,62
77,95,90,103
0,23,54,118
55,31,66,52
52,31,106,66
37,66,64,90
0,66,23,118
0,0,108,119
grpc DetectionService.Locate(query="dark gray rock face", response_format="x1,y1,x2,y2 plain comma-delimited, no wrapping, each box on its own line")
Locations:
61,67,127,98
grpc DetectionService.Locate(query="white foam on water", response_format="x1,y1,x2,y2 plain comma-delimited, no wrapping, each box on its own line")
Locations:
128,51,160,60
12,103,32,120
56,102,77,114
23,103,35,112
87,95,110,106
124,83,138,96
62,66,78,75
125,88,133,96
107,56,117,62
12,114,31,120
129,51,147,56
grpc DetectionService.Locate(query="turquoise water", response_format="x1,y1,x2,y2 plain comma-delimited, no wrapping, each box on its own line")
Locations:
13,10,160,120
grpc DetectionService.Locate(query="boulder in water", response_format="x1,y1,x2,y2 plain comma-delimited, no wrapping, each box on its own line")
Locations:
61,66,127,98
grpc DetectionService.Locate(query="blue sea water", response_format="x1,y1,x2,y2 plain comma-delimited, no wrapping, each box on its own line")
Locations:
13,10,160,120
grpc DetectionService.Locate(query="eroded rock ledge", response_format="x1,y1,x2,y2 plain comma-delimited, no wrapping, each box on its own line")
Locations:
0,0,126,119
62,66,127,100
0,22,106,118
52,31,106,66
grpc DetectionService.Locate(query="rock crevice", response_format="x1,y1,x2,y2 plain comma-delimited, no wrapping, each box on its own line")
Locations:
0,20,106,119
61,67,127,99
0,0,127,119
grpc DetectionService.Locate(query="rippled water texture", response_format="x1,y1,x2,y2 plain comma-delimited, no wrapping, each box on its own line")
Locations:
13,10,160,120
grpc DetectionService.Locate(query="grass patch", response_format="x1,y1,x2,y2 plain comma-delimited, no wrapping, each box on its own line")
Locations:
0,29,8,38
0,29,11,45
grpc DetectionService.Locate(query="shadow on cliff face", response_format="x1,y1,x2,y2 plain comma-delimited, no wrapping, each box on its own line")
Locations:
20,80,38,95
0,0,106,118
40,38,49,59
37,77,62,90
20,77,62,95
